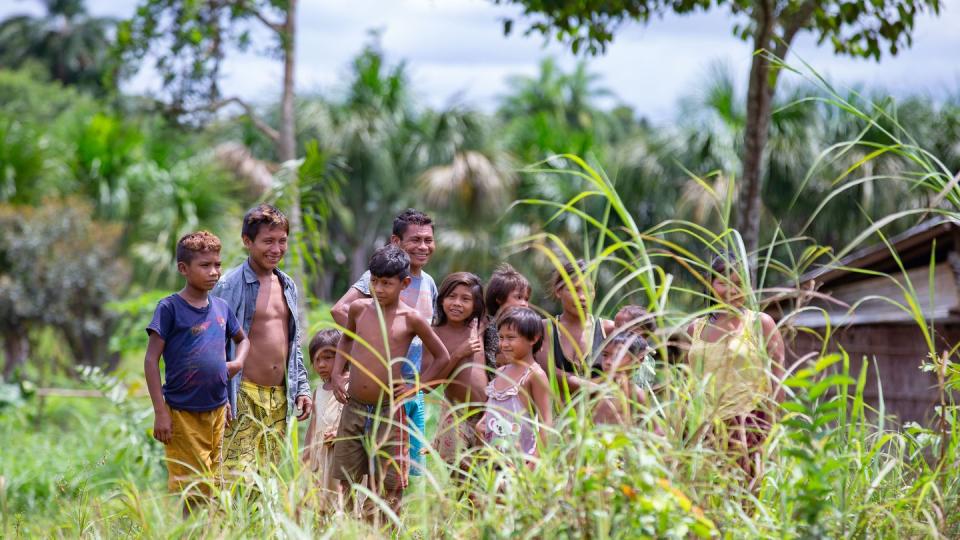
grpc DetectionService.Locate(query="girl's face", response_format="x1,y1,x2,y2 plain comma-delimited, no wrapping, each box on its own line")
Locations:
312,348,337,381
712,271,744,306
555,278,591,314
442,284,476,325
497,324,538,362
600,343,638,374
500,287,530,312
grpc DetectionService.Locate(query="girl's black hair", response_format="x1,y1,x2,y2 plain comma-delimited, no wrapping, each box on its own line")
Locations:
309,329,343,360
606,333,649,356
435,272,485,326
485,263,531,317
496,306,544,354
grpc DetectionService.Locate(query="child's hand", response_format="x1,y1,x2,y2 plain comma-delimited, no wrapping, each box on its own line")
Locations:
332,375,349,404
451,319,482,361
153,409,172,444
322,429,337,446
393,382,415,401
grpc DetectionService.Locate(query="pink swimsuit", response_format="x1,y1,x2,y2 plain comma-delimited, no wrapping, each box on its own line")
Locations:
483,365,538,455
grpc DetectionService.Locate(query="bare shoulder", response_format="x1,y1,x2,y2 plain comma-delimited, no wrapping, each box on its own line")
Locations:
528,362,549,384
349,298,373,316
757,312,779,334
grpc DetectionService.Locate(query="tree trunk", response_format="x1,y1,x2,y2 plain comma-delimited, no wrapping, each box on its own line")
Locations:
738,1,777,257
2,328,30,379
279,0,308,323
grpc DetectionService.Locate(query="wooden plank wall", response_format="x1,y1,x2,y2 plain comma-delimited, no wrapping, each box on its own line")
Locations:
789,324,960,426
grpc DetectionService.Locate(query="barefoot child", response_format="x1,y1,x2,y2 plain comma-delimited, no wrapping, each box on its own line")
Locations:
330,245,450,514
593,334,650,425
427,272,487,469
144,231,249,507
482,264,532,374
480,307,552,464
302,329,345,502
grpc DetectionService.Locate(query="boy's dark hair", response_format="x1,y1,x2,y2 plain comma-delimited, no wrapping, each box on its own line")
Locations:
309,329,343,360
616,304,658,334
242,203,289,241
606,333,649,357
369,244,410,280
496,306,544,354
176,231,221,264
436,272,485,326
392,208,434,239
485,263,531,317
552,258,588,290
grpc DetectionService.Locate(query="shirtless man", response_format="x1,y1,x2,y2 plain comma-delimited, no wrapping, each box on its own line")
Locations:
213,204,312,474
330,244,449,514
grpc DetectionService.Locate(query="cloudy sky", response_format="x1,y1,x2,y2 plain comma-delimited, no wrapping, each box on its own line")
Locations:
3,0,958,121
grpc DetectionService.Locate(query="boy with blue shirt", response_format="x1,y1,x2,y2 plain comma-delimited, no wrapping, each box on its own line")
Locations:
144,231,249,500
332,209,438,475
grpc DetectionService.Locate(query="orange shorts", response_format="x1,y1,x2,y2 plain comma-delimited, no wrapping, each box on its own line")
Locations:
165,404,226,494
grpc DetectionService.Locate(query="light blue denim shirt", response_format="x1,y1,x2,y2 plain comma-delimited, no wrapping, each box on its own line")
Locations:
212,259,311,420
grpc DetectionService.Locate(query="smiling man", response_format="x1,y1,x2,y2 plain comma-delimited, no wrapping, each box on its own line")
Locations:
213,204,312,475
331,208,438,477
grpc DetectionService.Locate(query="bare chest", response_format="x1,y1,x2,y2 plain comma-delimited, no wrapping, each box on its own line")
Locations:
253,276,290,325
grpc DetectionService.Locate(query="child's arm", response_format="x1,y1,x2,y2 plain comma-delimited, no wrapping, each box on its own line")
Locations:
332,302,361,403
227,328,249,378
760,313,786,403
529,367,553,449
144,332,171,444
413,313,451,389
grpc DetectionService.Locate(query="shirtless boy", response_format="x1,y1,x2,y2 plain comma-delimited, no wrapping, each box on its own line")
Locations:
330,244,450,513
212,204,312,474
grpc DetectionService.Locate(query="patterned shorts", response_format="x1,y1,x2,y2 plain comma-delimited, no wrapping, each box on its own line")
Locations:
222,380,286,475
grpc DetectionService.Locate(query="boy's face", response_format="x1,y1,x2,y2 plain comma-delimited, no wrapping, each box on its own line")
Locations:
442,284,476,324
243,225,288,272
391,224,434,271
498,324,538,362
601,343,639,374
614,311,633,330
555,278,591,314
712,272,744,307
312,347,337,381
370,274,411,306
178,251,222,291
500,287,530,312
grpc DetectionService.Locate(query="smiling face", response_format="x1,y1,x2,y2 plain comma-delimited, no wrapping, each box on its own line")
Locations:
243,225,288,273
312,347,337,382
392,224,434,273
442,284,476,325
178,250,222,292
497,323,538,363
712,271,744,307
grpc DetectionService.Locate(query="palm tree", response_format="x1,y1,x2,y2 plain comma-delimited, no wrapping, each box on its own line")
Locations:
0,0,116,93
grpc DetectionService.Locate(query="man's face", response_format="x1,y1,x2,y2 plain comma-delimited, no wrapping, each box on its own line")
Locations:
178,251,222,291
370,274,410,306
392,224,434,271
243,225,288,272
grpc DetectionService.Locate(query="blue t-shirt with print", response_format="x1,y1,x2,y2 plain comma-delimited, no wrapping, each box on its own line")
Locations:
146,294,241,412
353,270,438,379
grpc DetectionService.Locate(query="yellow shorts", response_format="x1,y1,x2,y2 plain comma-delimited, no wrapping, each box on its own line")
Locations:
223,380,287,475
165,404,226,494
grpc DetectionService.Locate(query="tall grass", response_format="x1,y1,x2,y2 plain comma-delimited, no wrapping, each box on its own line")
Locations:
3,66,959,538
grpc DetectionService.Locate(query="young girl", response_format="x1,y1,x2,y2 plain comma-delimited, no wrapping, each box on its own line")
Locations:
593,334,649,425
685,252,785,483
483,264,532,374
537,259,615,391
480,307,552,461
426,272,488,467
302,329,346,500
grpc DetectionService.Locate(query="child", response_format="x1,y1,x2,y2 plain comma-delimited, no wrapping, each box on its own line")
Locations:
593,334,650,425
482,264,532,374
330,244,450,514
427,272,487,468
613,304,658,388
144,231,249,505
302,328,345,502
479,307,552,463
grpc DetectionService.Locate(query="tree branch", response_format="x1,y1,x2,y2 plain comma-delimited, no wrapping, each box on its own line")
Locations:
211,97,280,143
225,0,283,33
773,0,817,61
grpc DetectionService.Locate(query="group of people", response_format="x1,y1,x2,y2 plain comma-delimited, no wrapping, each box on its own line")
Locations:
144,203,786,516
